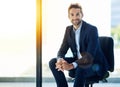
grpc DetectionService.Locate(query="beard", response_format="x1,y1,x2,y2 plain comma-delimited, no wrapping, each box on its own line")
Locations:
71,19,81,26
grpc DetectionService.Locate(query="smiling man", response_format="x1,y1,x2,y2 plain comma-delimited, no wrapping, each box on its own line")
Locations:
49,3,108,87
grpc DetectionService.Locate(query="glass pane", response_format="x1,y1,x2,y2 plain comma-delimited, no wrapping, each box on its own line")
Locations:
0,0,36,86
111,0,120,77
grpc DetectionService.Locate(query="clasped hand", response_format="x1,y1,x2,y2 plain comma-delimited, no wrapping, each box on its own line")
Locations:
55,58,74,72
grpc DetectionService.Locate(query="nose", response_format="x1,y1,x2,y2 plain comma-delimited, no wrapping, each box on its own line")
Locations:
72,15,77,20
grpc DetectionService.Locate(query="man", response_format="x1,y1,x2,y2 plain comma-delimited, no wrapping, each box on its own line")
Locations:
49,3,108,87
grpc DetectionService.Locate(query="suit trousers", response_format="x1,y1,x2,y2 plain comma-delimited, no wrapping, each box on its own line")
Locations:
49,57,97,87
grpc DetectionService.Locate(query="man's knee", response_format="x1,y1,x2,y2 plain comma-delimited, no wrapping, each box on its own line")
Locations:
49,58,57,68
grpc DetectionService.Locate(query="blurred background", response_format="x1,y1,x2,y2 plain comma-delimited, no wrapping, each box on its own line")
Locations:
0,0,120,87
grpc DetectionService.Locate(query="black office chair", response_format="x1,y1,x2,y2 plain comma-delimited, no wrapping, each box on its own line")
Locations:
68,36,114,87
84,36,114,87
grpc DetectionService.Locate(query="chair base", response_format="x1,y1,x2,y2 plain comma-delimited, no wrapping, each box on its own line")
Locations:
68,74,108,87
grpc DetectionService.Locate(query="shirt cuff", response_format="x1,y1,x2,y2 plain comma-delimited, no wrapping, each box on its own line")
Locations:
72,62,78,68
57,58,62,61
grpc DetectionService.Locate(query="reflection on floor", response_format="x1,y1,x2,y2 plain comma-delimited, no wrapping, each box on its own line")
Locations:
0,82,36,87
43,83,120,87
43,82,120,87
0,82,119,87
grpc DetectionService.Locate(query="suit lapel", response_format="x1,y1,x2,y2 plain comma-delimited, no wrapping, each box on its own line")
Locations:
69,26,76,47
80,21,86,51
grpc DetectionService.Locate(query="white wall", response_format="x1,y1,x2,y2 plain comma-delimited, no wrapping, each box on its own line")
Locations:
0,0,36,77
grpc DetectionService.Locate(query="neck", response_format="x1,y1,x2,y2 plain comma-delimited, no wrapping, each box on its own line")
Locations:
73,21,82,30
73,24,80,30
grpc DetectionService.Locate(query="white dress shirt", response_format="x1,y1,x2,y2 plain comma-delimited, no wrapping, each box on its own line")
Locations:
72,21,83,68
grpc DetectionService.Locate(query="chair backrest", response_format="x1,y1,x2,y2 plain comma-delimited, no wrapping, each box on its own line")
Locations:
99,36,114,72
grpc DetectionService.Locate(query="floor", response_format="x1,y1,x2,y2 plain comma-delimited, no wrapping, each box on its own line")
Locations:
43,82,120,87
0,82,36,87
0,82,120,87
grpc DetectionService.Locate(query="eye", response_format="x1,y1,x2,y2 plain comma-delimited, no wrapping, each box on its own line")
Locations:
76,13,80,16
70,13,74,16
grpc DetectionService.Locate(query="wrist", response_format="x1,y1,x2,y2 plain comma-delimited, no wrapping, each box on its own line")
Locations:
69,63,74,70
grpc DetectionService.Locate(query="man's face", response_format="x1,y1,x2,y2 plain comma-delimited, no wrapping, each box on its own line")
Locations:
68,8,83,27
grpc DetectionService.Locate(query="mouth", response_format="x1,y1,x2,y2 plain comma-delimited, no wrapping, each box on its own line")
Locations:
72,19,80,25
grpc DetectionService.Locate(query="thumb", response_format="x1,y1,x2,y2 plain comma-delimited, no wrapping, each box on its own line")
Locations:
62,60,67,63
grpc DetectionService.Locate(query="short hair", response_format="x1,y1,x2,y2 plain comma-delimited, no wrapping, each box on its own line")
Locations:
68,3,83,16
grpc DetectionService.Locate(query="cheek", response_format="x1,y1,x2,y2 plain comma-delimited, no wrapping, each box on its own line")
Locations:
69,17,73,20
77,16,82,20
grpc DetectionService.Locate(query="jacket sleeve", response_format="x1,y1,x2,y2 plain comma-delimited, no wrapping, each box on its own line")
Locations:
57,27,69,58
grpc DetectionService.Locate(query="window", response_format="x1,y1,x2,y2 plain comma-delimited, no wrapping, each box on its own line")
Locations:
0,0,36,84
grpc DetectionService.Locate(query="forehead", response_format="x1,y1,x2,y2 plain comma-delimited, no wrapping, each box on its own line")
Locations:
69,8,81,14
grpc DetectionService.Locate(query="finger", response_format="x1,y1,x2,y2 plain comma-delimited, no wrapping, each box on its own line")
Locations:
62,63,67,70
58,68,64,72
56,65,61,69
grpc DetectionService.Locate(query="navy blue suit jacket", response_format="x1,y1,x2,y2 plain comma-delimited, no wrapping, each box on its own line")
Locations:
57,21,109,77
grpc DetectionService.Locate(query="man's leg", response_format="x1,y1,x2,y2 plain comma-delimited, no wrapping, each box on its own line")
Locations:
73,67,85,87
73,66,97,87
49,58,68,87
49,57,76,87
